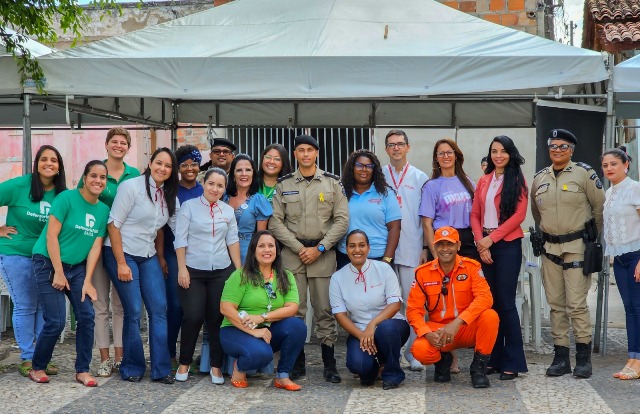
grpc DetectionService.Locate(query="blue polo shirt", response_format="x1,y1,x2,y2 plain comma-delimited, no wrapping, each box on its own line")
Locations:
337,185,402,258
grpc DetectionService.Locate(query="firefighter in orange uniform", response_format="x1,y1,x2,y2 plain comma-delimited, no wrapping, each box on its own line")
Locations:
407,226,498,388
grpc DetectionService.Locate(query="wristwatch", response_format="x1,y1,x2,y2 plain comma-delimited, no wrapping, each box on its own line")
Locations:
382,256,393,264
261,313,269,323
317,244,326,253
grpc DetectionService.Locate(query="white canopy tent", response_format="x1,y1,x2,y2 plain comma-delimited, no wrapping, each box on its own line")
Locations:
0,0,609,129
614,53,640,119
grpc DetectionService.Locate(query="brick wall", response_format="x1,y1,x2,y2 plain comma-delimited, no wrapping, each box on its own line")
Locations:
439,0,540,35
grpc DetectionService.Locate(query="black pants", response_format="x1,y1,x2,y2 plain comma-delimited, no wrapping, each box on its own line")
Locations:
427,227,480,262
178,265,233,368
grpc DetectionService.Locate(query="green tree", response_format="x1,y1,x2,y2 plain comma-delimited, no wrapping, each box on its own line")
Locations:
0,0,124,90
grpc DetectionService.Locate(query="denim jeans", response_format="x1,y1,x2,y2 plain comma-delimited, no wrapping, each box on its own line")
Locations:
31,254,95,373
614,250,640,359
346,318,409,385
103,246,170,380
482,238,528,373
220,317,306,378
163,249,183,359
0,254,44,360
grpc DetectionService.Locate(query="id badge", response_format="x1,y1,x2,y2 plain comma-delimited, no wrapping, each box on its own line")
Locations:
397,195,402,208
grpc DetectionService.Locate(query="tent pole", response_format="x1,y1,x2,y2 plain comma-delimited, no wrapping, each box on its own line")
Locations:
22,94,32,174
171,101,178,152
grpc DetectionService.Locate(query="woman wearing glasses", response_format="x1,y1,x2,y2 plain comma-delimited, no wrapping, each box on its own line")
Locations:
220,230,306,390
257,144,292,203
156,145,204,371
173,167,241,384
470,136,528,380
330,230,409,390
224,154,273,264
420,139,478,262
336,150,401,269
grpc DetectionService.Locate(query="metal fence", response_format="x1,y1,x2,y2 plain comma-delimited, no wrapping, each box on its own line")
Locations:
227,127,373,176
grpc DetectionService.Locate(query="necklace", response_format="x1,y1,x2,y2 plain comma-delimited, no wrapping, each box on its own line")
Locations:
491,172,504,189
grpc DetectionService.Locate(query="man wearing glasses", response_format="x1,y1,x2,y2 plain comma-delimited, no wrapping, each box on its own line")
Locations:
531,129,605,379
406,226,497,388
381,129,428,372
201,138,237,174
269,135,349,383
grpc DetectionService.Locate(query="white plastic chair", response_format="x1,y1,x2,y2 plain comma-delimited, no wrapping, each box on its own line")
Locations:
0,277,12,335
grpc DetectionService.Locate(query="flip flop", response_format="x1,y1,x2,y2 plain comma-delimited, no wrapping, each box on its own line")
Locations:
45,363,59,376
19,361,33,377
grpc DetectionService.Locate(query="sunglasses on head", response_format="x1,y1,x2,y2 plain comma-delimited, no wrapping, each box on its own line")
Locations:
264,282,277,299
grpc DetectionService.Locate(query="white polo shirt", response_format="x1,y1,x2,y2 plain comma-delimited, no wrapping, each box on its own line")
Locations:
174,196,239,271
329,259,404,331
383,163,429,267
105,175,178,258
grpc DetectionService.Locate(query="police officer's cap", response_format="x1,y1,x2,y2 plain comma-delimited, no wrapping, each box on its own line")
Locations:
210,138,237,152
548,129,577,145
294,135,320,150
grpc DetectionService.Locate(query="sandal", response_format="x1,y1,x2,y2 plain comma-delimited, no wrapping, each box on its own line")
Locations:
231,361,248,388
75,373,98,387
45,363,59,376
19,361,33,377
614,360,635,378
619,366,640,380
97,358,114,377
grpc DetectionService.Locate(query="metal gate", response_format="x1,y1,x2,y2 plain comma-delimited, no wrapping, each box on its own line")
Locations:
228,127,373,176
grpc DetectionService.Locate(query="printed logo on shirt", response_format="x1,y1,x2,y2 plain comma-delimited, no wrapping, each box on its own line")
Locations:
369,282,382,289
442,191,471,206
75,214,100,237
368,198,382,204
86,214,96,228
40,201,51,215
456,274,468,281
403,184,415,190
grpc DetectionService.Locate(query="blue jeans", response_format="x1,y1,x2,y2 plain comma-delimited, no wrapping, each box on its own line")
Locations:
103,247,170,380
0,254,44,360
220,317,306,378
482,238,528,373
346,318,409,385
614,250,640,359
163,249,182,359
31,255,95,373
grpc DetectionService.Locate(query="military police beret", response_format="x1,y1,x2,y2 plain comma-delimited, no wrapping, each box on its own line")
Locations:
294,135,320,150
548,129,577,145
210,138,237,151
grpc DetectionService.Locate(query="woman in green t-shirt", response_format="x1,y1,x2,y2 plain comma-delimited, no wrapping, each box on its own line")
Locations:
0,145,67,377
220,230,306,391
29,161,110,386
257,144,292,202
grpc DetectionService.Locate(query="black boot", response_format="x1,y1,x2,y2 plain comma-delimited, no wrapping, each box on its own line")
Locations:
321,344,341,383
469,352,491,388
546,345,572,377
290,349,306,380
433,351,453,383
573,342,592,378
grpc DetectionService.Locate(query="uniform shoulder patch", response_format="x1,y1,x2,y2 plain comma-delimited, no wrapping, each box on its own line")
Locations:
277,173,294,183
534,168,547,178
575,162,593,171
323,171,340,181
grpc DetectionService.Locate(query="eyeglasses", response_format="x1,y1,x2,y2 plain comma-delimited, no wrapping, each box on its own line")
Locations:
264,155,282,163
386,142,407,149
179,163,199,170
548,144,574,152
436,151,455,158
441,276,450,296
212,149,233,156
354,162,375,171
264,282,277,299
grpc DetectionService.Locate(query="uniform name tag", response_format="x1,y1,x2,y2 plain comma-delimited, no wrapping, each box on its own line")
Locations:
282,191,299,196
424,281,439,286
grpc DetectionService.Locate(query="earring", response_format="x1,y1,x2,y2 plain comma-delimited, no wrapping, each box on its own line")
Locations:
625,168,628,174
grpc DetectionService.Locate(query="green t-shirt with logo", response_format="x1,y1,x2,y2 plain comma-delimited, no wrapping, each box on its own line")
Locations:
77,162,140,208
32,189,110,265
220,268,299,328
0,174,61,257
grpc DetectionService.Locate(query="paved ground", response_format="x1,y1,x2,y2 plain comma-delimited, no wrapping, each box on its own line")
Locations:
0,280,638,413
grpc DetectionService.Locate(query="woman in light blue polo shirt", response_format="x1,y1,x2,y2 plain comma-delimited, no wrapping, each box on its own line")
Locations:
337,150,401,269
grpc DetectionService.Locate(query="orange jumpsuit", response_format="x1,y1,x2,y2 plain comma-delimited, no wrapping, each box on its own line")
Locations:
407,255,499,364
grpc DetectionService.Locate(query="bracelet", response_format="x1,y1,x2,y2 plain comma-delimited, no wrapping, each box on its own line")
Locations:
423,245,429,250
382,256,393,264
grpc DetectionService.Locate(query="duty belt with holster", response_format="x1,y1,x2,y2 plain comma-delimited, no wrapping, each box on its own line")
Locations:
530,218,602,275
297,238,322,247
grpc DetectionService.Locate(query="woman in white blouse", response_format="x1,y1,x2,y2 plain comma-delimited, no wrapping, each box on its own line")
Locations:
174,168,241,384
329,230,409,390
103,147,179,384
602,146,640,380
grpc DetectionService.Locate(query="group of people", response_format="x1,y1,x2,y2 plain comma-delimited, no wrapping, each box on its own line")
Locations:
1,125,639,392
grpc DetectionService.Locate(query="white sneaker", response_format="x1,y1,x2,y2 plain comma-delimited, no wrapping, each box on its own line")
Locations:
408,359,424,372
96,358,114,377
210,369,224,385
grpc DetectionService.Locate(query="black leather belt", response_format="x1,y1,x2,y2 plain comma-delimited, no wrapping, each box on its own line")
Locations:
543,230,583,244
544,252,583,270
297,238,322,247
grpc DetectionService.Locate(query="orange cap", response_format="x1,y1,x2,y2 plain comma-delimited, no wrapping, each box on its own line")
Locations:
433,226,459,244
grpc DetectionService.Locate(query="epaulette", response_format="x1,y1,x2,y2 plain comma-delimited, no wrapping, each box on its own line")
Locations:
277,173,294,183
575,162,593,171
323,171,340,180
460,256,481,267
534,167,548,178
